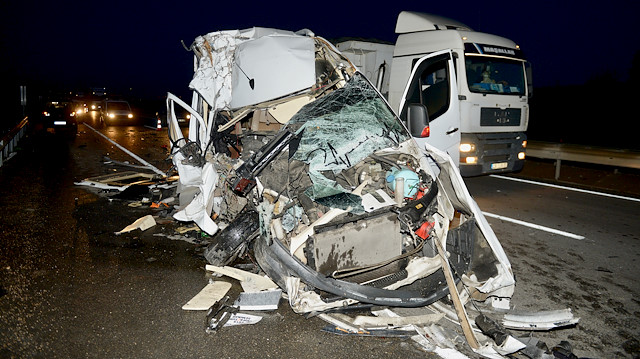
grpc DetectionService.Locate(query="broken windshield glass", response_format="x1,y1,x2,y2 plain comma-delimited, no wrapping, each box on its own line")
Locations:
289,74,409,203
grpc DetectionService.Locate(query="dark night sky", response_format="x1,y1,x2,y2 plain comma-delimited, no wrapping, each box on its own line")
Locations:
1,0,638,100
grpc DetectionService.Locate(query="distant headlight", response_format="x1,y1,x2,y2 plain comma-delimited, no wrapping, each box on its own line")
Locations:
108,113,115,118
91,105,96,110
70,112,75,117
76,110,83,115
128,114,133,118
43,111,50,116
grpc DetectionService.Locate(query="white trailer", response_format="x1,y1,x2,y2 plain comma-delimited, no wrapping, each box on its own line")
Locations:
337,11,532,176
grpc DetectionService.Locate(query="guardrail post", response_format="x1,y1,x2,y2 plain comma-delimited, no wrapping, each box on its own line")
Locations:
554,159,561,180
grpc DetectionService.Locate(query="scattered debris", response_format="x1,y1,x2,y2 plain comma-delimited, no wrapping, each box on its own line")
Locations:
115,215,156,234
182,281,232,311
501,309,580,331
205,265,278,293
233,289,281,311
204,296,263,333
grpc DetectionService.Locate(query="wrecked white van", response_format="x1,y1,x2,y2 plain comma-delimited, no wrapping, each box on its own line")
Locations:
166,26,515,319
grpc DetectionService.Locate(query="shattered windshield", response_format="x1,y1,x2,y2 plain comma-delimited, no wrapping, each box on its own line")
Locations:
288,73,409,202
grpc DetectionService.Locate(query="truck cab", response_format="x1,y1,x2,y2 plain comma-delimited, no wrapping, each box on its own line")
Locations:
337,11,531,176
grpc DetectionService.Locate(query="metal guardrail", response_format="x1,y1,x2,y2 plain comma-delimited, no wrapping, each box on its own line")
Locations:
526,141,640,179
0,117,29,167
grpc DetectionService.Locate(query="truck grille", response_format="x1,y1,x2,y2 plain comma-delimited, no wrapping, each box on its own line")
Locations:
476,133,523,163
480,107,521,126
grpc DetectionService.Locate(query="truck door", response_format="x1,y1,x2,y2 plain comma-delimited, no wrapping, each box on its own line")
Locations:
398,50,460,166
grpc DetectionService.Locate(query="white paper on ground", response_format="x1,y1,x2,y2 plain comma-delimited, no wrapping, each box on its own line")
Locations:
223,313,262,327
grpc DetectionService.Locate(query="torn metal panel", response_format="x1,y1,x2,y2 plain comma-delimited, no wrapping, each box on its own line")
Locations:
230,34,315,109
501,309,579,331
233,289,282,311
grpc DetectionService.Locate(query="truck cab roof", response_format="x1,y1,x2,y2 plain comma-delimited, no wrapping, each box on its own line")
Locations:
395,11,473,33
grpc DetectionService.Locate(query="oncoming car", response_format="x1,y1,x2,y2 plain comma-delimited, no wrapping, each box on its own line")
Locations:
101,100,133,125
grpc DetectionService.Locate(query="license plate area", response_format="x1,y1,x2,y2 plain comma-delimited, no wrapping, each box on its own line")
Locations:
491,162,508,170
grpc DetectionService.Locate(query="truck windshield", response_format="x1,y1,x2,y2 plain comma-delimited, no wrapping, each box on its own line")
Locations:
465,56,525,96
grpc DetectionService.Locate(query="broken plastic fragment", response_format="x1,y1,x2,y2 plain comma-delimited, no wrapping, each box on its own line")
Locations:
233,289,282,311
502,309,579,331
205,265,278,293
115,215,156,234
182,281,232,310
352,312,444,328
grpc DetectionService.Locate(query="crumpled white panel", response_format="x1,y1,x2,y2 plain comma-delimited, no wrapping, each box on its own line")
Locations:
423,141,515,295
189,27,307,111
176,27,316,236
173,161,219,234
230,35,315,109
189,30,241,111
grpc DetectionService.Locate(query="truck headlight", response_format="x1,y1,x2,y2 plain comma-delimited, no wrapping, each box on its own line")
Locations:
460,143,476,153
518,152,526,160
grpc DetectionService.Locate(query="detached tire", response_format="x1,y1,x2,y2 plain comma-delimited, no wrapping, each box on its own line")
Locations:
204,210,260,266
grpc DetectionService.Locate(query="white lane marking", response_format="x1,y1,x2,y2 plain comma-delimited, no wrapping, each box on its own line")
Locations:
490,175,640,202
83,123,166,177
482,211,585,240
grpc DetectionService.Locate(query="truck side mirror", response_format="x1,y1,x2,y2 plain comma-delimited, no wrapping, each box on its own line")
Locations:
406,103,430,137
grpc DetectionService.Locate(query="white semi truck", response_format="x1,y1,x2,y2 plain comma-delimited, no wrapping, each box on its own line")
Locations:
337,11,532,176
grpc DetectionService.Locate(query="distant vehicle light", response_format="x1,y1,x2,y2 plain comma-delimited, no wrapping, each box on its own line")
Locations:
70,112,75,117
464,156,477,164
108,113,115,118
76,110,83,115
186,114,191,119
91,105,96,110
43,111,50,116
518,152,526,160
128,114,133,118
54,121,67,126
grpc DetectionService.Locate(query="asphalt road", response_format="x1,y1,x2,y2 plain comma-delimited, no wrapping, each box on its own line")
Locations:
1,123,638,358
465,174,640,358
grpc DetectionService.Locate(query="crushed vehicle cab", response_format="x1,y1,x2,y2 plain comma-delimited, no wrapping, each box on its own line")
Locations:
166,27,515,318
